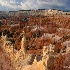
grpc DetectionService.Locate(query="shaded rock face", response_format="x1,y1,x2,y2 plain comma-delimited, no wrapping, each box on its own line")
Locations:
54,52,70,70
0,46,15,70
47,56,54,70
54,54,66,70
63,52,70,70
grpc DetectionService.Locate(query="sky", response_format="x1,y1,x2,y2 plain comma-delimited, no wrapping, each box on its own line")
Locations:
0,0,70,11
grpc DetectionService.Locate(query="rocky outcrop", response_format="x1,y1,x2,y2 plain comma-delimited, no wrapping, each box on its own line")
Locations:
0,45,15,70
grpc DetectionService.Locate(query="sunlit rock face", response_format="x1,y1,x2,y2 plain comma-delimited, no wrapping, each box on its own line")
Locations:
20,46,47,70
0,46,15,70
22,45,54,70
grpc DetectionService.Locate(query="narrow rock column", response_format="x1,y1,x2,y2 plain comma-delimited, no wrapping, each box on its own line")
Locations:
42,46,49,69
21,31,26,58
33,57,37,64
1,32,7,48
